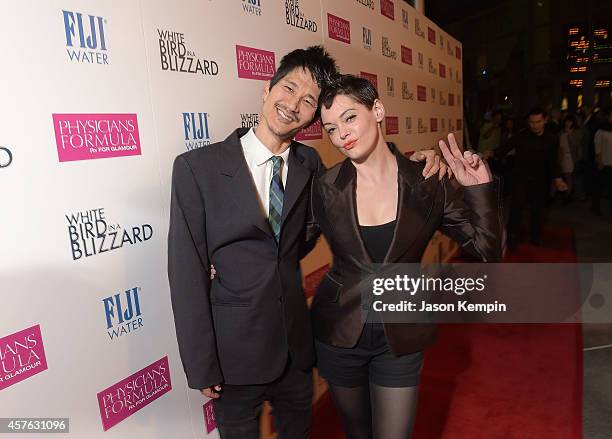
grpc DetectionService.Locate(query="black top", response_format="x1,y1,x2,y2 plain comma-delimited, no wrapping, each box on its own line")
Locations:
359,220,397,264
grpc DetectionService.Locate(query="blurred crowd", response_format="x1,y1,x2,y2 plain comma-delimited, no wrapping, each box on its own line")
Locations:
471,105,612,249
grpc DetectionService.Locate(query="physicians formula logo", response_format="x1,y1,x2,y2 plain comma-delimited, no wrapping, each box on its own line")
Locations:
328,14,351,44
385,116,399,135
430,118,438,132
53,114,141,162
380,0,394,20
417,85,427,102
295,120,322,141
448,93,455,107
236,45,276,80
456,46,462,59
401,46,412,65
428,27,436,44
439,63,446,78
204,400,217,433
97,357,171,431
0,325,47,391
360,72,378,92
62,10,108,64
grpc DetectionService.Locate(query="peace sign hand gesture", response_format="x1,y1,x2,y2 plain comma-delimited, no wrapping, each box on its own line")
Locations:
438,133,492,186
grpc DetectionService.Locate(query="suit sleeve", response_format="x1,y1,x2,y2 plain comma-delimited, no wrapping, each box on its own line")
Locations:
168,155,223,389
301,152,324,259
439,177,504,262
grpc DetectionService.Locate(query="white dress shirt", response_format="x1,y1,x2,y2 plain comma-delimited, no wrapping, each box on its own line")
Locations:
241,128,290,217
595,128,612,167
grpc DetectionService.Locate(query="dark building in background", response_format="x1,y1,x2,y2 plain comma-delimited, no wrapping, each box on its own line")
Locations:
427,0,612,144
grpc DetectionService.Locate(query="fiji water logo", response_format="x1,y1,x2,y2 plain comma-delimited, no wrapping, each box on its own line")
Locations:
183,112,211,150
0,325,48,391
103,287,143,340
362,27,372,50
63,10,108,64
242,0,262,16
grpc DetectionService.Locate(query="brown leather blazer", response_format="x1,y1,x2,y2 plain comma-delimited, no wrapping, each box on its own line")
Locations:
309,145,504,355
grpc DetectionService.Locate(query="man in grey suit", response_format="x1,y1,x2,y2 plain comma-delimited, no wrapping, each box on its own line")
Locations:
168,46,337,439
168,46,441,438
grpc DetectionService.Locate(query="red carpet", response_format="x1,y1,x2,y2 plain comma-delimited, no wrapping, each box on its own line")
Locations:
310,227,582,439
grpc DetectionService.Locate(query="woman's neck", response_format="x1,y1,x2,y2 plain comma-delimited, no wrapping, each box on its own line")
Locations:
354,140,397,185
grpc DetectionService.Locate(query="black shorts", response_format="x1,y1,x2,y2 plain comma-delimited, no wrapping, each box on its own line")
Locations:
315,323,423,388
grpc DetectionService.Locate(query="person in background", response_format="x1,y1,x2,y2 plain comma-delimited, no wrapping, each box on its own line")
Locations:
558,115,583,202
593,108,612,216
496,107,567,249
479,110,502,158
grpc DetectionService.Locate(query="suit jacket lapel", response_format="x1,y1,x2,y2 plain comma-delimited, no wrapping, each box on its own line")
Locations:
219,129,274,238
384,149,434,263
325,159,375,271
281,144,310,224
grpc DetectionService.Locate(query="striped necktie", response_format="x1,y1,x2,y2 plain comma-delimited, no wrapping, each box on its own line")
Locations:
268,156,284,243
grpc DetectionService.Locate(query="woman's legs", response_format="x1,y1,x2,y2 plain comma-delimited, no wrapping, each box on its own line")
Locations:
327,384,372,439
370,383,419,439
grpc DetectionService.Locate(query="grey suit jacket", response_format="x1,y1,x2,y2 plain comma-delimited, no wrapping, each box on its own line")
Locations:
168,128,321,389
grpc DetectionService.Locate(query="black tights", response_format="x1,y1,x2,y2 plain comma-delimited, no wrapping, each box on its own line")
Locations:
328,383,419,439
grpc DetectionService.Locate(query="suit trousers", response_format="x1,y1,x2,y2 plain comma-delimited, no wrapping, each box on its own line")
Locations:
212,357,313,439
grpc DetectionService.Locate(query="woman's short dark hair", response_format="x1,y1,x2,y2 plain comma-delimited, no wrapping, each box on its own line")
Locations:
320,74,379,111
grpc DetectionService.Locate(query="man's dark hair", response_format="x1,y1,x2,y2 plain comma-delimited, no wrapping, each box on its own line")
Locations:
320,74,379,111
527,106,545,118
269,46,337,93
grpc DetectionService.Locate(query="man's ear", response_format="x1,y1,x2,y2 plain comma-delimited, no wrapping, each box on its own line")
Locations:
262,80,271,102
373,99,385,123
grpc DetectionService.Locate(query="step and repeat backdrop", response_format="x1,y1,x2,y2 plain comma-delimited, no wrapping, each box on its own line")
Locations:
0,0,462,437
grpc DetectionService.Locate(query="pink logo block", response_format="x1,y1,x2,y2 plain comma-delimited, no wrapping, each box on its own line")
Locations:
380,0,395,20
236,45,276,80
295,119,322,141
53,114,141,162
428,27,436,44
97,356,172,431
401,46,413,65
456,46,462,60
449,93,455,106
417,86,427,102
328,14,351,44
0,325,47,391
385,117,399,135
203,400,217,433
360,72,378,92
430,118,438,132
439,63,446,78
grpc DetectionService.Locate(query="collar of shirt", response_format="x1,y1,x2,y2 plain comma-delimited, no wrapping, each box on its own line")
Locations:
241,127,291,168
